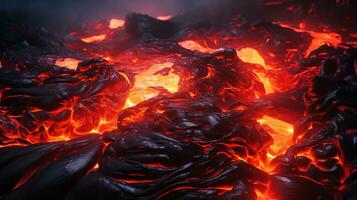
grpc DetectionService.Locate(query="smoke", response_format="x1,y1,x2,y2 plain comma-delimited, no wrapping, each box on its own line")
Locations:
0,0,165,30
0,0,225,23
1,0,352,33
0,0,248,28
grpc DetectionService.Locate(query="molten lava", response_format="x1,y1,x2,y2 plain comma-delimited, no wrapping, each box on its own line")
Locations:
124,62,180,108
55,58,81,70
178,41,275,95
178,40,217,53
235,48,274,94
109,18,125,29
0,5,355,199
81,34,107,43
156,15,172,20
258,115,294,158
276,22,342,56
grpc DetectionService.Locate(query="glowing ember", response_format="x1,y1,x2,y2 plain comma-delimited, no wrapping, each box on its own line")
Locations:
55,58,81,70
93,163,99,170
257,115,294,158
124,62,180,108
109,18,125,29
81,34,106,43
156,15,172,20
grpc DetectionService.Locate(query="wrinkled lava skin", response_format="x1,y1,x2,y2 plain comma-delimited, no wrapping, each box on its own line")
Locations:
0,1,356,200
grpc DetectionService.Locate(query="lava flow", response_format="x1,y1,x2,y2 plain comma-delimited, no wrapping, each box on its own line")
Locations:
0,1,356,200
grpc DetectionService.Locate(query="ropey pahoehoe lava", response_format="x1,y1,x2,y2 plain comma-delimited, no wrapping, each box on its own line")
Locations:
0,1,356,200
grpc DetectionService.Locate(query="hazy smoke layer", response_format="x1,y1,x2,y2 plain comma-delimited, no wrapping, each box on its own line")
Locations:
0,0,354,33
0,0,240,22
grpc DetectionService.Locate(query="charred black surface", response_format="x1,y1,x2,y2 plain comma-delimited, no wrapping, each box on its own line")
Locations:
0,1,356,200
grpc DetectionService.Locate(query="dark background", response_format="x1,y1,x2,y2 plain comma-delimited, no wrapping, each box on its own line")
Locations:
0,0,242,26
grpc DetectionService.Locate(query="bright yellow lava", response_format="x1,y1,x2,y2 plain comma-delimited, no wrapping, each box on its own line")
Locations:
109,18,125,29
55,58,81,70
81,34,106,43
124,62,180,108
236,48,274,94
257,115,294,158
236,48,266,67
178,40,216,53
178,41,274,94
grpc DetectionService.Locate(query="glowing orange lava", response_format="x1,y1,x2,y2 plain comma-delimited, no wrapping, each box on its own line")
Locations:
277,23,342,56
55,58,81,70
156,15,172,20
256,189,276,200
236,48,266,67
124,62,180,108
257,115,294,159
236,48,274,94
89,118,118,134
178,40,217,53
178,40,293,169
109,18,125,29
179,41,275,95
81,34,107,43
